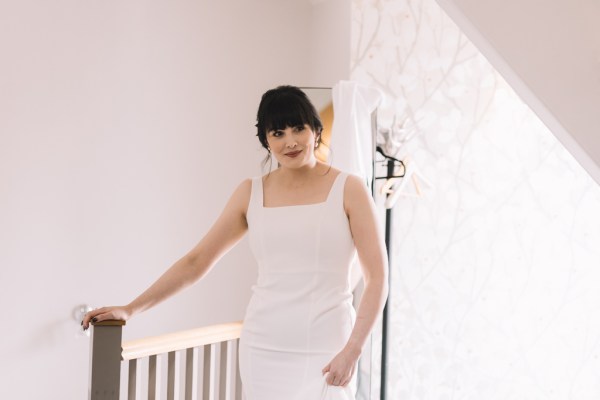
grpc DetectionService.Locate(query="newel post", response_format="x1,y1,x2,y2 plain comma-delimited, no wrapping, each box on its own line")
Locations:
88,320,126,400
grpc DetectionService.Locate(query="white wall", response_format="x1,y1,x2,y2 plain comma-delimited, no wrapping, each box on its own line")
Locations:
308,0,351,87
0,0,349,398
435,0,600,185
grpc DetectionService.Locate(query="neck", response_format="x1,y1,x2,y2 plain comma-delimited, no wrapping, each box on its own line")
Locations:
277,159,325,180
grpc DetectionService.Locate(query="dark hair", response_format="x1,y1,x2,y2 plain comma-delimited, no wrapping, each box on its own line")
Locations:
255,85,323,151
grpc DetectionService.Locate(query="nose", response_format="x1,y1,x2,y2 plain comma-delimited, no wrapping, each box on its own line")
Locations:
285,134,298,148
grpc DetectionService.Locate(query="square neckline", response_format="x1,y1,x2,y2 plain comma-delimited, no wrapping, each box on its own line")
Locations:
260,171,343,209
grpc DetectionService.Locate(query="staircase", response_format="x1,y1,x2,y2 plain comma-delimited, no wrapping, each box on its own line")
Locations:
88,321,243,400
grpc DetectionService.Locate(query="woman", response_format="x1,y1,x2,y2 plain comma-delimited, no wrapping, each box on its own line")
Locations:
82,85,388,399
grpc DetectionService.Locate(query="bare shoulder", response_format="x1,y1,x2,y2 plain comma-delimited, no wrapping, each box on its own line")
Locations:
343,173,373,215
230,177,252,198
237,177,253,192
343,173,369,197
226,178,253,217
342,172,364,185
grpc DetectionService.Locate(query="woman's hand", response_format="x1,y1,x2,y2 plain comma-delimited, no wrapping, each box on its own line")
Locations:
81,305,132,330
322,346,361,387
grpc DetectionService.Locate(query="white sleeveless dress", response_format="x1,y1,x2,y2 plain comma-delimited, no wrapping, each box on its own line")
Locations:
239,171,357,400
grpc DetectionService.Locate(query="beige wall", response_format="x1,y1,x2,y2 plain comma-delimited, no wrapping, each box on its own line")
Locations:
435,0,600,185
0,0,349,398
308,0,351,87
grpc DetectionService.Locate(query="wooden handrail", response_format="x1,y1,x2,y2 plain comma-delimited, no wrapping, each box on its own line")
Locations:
121,320,243,361
89,320,244,399
93,320,126,326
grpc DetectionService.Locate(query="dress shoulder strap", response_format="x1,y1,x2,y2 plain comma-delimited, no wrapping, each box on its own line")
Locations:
249,176,264,211
326,171,349,208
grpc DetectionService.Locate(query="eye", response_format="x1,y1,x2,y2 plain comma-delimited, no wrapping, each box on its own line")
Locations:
293,125,305,132
269,130,283,137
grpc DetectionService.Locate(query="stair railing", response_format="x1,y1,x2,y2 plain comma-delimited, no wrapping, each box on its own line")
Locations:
88,320,243,400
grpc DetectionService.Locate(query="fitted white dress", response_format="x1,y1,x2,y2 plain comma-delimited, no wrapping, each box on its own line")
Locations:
239,172,357,400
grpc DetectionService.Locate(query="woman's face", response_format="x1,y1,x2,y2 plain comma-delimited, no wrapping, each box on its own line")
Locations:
266,124,318,168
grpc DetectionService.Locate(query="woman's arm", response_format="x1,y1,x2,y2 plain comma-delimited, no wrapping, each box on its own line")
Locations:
322,174,389,386
82,179,252,329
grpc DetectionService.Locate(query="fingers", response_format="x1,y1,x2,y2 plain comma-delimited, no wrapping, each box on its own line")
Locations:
332,375,341,386
326,373,334,385
323,359,349,386
81,307,110,330
323,349,360,387
81,308,98,330
324,369,348,386
323,363,340,385
326,372,348,386
324,366,354,386
340,374,351,387
338,364,354,386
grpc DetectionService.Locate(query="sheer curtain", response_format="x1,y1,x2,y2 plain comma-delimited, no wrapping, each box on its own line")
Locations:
352,0,600,399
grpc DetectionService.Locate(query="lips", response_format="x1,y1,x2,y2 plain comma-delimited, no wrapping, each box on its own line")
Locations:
285,150,302,157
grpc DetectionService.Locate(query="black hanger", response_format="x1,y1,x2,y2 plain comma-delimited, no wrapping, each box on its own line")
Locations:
375,146,405,179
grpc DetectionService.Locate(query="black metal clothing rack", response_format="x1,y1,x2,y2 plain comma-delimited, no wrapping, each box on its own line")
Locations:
373,146,405,400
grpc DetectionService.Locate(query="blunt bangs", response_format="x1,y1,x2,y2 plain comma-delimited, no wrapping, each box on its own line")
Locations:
255,86,323,149
261,93,314,133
